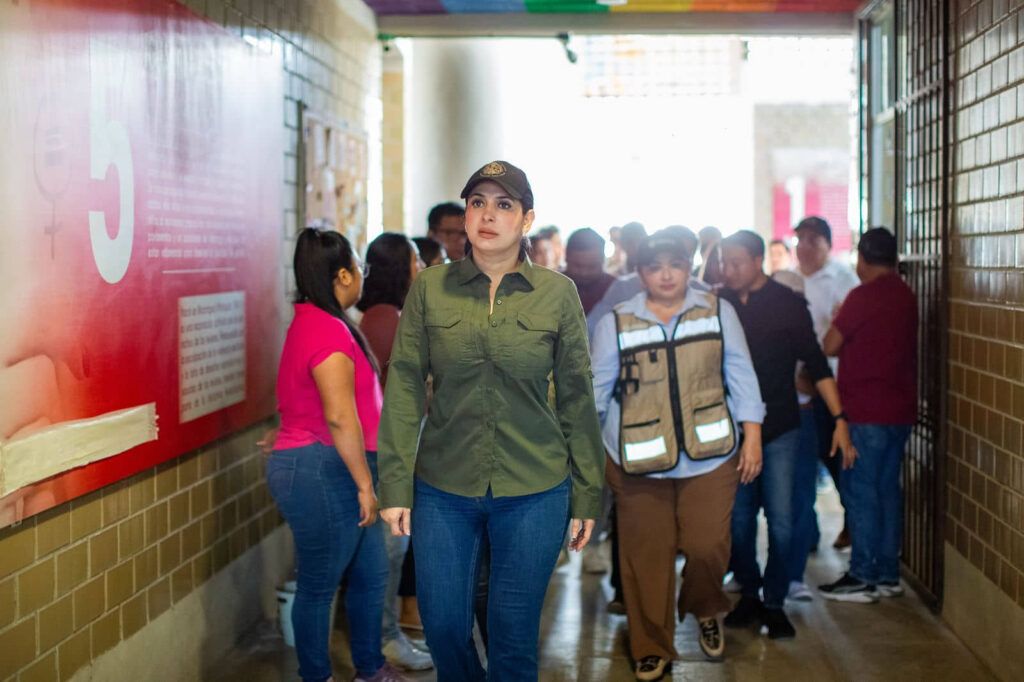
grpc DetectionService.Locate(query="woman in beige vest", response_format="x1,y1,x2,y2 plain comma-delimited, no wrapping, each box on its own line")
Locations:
590,229,765,678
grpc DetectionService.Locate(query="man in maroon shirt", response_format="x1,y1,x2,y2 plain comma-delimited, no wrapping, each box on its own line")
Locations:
818,227,918,603
563,228,616,315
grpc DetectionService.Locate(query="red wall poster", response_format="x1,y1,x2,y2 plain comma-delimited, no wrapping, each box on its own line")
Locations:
0,0,284,527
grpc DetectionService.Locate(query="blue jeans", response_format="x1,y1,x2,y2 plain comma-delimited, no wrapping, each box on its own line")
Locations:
788,407,821,584
382,532,409,642
267,444,387,682
841,424,912,585
412,478,570,682
730,428,799,609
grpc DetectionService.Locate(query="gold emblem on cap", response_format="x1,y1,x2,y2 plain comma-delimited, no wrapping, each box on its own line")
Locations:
481,162,506,177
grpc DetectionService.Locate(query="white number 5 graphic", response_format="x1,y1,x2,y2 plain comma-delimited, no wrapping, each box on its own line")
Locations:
88,37,134,284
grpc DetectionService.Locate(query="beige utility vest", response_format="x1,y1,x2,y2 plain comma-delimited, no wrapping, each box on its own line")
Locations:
613,296,737,475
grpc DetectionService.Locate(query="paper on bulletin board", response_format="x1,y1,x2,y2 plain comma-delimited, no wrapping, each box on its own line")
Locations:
301,106,369,253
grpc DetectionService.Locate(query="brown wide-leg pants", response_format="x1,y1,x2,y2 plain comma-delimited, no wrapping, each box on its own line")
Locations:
605,455,740,660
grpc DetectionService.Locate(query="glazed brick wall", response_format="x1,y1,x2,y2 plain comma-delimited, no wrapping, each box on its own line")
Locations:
0,1,380,680
948,0,1024,609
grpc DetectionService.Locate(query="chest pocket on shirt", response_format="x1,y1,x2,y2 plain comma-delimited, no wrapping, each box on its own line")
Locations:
503,312,558,379
425,309,465,373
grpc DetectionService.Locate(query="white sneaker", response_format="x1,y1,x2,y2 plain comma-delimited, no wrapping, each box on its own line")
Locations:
787,581,813,602
581,544,610,574
877,582,904,598
383,633,434,671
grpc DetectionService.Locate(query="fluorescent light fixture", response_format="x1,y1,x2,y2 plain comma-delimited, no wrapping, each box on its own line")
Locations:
597,0,628,5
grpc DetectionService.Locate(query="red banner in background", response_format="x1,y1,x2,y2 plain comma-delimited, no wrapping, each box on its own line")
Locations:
772,181,852,253
0,0,284,526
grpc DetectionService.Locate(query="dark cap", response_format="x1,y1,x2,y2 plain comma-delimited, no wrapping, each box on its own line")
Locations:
857,227,898,266
460,160,534,211
636,231,694,269
794,216,832,245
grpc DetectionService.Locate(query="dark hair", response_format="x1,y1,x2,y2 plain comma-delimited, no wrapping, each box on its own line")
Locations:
769,238,791,253
357,233,417,312
293,228,380,376
565,227,605,254
699,225,723,243
858,226,899,266
427,202,465,232
412,236,445,266
620,222,647,244
722,230,766,259
620,222,649,273
536,225,560,240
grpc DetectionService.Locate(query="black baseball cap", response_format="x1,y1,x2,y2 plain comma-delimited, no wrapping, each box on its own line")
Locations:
636,230,694,268
858,227,898,266
460,160,534,211
794,216,832,245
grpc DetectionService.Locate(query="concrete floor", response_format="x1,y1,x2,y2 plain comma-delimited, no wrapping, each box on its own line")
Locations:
208,489,993,681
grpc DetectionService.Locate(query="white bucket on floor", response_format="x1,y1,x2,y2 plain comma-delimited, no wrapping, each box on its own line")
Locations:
276,580,297,647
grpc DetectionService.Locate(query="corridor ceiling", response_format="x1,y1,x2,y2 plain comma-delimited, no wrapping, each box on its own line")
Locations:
369,1,861,36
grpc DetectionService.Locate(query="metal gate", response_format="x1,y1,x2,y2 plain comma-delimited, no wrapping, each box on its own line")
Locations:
858,0,949,605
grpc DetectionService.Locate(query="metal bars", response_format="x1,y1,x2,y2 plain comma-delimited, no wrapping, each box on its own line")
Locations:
859,0,949,606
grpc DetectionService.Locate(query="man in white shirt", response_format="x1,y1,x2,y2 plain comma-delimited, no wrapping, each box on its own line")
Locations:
795,218,860,346
788,216,860,599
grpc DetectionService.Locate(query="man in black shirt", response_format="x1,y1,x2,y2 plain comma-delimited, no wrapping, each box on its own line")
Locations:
719,230,854,639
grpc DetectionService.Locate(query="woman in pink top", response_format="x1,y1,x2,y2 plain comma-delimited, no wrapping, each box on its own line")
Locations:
268,228,407,682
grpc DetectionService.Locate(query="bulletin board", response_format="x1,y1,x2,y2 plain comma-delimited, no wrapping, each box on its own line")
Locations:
299,105,369,253
0,0,285,527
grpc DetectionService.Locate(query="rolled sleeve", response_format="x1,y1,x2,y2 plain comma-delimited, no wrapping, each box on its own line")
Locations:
719,299,766,425
377,277,429,510
554,288,606,520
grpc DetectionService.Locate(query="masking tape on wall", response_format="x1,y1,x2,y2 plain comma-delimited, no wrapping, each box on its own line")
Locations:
0,404,158,496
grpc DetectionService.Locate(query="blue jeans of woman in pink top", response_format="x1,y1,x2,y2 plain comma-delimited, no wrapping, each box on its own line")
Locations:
267,443,388,682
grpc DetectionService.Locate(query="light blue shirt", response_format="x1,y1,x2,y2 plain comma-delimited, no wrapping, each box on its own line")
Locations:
591,288,766,479
587,272,710,340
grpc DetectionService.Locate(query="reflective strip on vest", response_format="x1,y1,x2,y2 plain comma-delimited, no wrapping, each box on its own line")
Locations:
618,326,665,351
695,417,731,444
673,316,721,341
623,436,668,462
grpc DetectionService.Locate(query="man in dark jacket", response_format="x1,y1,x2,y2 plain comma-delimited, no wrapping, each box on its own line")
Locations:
719,230,854,638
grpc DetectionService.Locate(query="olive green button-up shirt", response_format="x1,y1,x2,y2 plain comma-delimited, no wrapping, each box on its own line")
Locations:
377,256,606,519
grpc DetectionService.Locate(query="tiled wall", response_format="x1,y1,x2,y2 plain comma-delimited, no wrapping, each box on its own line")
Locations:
0,2,380,680
0,430,273,681
948,0,1024,611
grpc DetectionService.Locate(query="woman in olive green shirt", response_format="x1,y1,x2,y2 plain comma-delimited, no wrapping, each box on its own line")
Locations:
377,161,605,681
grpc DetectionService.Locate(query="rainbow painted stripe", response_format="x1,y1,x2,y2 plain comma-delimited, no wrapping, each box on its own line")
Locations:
364,1,861,14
